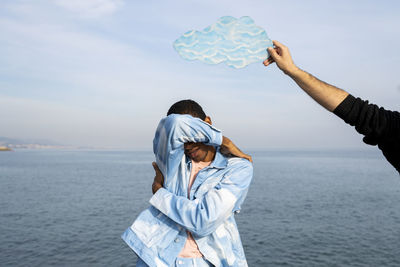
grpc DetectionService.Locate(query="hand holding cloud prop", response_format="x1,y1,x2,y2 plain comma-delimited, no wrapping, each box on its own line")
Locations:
173,16,273,69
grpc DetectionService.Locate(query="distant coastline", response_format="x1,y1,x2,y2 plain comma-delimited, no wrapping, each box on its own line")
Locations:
0,136,76,150
6,144,74,150
0,137,106,150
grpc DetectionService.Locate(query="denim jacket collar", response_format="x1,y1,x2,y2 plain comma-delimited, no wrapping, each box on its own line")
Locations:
186,149,228,170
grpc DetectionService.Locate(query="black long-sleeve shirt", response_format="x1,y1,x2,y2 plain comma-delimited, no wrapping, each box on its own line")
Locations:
333,94,400,173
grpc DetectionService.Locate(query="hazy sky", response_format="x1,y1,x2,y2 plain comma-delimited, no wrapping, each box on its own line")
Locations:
1,0,399,149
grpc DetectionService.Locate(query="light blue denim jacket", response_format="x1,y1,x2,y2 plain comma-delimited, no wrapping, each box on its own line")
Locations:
122,114,253,267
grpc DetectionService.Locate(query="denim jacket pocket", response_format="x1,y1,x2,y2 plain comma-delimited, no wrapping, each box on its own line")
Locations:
131,206,179,248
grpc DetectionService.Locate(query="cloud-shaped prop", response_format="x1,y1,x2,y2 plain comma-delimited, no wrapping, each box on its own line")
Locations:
173,16,273,69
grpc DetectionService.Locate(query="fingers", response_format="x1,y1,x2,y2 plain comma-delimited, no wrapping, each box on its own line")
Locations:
265,40,287,66
244,154,253,163
152,161,161,173
272,40,286,49
263,56,275,67
267,46,279,61
152,162,164,186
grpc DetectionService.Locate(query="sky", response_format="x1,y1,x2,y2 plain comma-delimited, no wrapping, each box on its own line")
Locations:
0,0,399,150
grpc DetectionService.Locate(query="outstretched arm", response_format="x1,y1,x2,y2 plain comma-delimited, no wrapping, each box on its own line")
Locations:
264,40,349,112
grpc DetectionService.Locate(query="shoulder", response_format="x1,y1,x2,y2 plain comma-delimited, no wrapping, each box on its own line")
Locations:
227,157,253,169
217,157,253,189
224,157,253,178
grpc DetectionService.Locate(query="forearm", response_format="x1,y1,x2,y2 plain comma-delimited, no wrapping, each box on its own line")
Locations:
150,161,253,236
286,67,349,112
150,188,235,236
153,114,222,188
265,41,349,112
221,136,252,162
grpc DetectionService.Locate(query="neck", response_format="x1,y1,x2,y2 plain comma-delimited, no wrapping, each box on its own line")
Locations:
202,146,216,162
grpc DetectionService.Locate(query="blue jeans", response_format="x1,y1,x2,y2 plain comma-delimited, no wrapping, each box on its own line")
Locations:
136,257,213,267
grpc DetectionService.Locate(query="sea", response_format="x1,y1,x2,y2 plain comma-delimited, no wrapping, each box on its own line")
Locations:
0,149,399,267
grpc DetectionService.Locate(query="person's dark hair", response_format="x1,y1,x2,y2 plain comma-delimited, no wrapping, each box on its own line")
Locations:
167,99,206,120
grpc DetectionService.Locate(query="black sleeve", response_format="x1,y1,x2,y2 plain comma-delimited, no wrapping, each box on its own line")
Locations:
333,94,400,173
333,94,399,146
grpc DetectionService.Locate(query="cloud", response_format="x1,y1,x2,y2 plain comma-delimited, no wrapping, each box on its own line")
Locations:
173,16,273,69
54,0,124,18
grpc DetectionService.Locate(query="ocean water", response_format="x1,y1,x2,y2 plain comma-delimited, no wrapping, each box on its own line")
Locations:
0,149,399,267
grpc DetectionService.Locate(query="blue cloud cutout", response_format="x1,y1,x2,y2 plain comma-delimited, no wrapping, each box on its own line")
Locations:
173,16,273,69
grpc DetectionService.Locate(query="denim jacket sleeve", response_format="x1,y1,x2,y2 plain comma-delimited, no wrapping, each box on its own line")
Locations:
149,160,253,237
153,114,222,191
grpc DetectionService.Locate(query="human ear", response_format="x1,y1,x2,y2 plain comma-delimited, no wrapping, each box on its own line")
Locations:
204,116,212,125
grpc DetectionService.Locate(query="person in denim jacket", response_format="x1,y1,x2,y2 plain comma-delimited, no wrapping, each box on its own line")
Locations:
122,100,253,266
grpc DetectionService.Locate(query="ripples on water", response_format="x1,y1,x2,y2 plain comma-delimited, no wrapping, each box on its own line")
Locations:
0,150,399,266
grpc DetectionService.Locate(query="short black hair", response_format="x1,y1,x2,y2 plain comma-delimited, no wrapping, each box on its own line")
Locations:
167,99,206,120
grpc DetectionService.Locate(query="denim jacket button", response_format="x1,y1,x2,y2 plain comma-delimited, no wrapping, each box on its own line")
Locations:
174,238,180,243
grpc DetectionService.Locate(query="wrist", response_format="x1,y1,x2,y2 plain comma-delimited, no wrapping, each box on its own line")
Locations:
284,65,300,76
